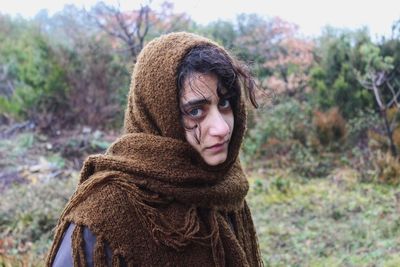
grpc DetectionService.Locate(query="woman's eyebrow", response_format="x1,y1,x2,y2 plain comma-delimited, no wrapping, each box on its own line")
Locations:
181,98,211,109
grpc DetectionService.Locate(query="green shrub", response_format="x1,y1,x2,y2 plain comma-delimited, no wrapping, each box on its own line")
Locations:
346,108,380,147
0,14,131,132
243,98,312,162
308,28,375,118
288,142,334,178
0,31,70,131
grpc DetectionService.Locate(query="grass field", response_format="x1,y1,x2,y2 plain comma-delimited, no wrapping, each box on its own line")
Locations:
248,169,400,266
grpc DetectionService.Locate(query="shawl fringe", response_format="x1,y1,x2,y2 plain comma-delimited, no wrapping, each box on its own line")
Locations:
71,225,86,267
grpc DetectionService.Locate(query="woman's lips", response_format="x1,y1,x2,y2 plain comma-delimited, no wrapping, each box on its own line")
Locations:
205,141,228,152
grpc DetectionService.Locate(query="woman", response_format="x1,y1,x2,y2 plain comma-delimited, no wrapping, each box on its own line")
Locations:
46,32,263,267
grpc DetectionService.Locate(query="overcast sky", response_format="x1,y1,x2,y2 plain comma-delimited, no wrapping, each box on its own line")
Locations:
0,0,399,39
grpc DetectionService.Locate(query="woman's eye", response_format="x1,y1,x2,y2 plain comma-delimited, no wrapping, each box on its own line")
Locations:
188,108,203,118
219,99,231,109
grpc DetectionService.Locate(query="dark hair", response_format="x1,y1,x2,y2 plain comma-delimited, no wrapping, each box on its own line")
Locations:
177,45,258,108
177,45,258,144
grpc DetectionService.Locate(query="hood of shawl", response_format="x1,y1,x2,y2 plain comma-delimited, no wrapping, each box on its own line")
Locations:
123,32,247,170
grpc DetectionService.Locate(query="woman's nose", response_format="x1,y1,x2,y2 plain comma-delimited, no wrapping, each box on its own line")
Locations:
208,110,230,137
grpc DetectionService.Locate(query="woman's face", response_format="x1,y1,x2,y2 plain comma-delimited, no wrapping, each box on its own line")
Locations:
180,72,234,166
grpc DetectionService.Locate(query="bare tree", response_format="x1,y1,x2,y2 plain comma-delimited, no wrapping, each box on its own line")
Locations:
89,1,151,61
359,66,400,157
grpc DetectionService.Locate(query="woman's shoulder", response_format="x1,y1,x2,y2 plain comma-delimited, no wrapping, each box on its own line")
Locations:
64,178,140,227
52,223,113,267
57,178,156,264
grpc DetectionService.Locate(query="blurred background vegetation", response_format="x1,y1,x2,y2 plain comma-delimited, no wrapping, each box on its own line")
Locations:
1,1,400,266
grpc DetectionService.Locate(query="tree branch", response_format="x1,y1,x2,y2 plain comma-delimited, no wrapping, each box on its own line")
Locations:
88,2,151,61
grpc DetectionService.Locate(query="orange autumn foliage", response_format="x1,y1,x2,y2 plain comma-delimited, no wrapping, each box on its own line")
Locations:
313,107,347,146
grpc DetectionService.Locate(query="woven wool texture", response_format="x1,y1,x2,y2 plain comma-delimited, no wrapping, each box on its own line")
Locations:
46,32,263,267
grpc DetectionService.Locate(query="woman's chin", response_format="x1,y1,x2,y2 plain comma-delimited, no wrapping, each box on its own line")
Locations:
203,153,228,166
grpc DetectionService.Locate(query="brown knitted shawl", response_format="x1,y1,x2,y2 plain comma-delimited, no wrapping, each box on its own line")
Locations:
46,32,263,267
